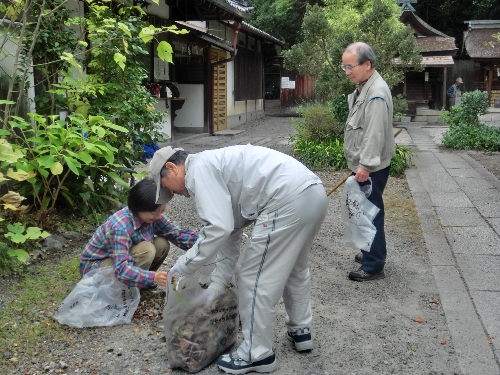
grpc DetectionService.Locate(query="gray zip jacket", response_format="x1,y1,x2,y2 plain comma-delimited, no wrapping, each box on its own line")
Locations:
176,144,323,275
344,71,396,173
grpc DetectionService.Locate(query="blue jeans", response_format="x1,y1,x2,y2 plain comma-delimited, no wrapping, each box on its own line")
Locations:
356,166,390,274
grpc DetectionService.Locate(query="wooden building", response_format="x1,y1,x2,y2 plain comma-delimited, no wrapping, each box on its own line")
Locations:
393,1,458,113
461,20,500,107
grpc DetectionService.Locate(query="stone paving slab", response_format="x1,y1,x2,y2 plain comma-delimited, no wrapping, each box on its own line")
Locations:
444,226,500,255
488,218,500,236
447,168,483,178
469,290,500,352
428,191,474,207
432,266,499,375
436,207,488,227
454,176,496,191
455,254,500,291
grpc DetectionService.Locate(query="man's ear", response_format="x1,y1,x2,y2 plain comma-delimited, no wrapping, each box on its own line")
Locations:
165,162,177,175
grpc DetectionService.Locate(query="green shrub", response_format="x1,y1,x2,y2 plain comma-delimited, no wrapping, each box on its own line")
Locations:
0,111,134,220
294,102,345,143
440,90,489,128
293,138,347,170
327,95,349,123
393,94,409,119
442,124,500,151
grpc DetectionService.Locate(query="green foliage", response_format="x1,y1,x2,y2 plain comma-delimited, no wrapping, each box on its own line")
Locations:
1,112,132,217
4,222,50,244
390,146,413,177
0,241,25,276
293,138,348,170
327,95,349,123
294,102,345,142
442,124,500,152
246,0,324,46
283,1,423,99
393,94,408,119
21,0,80,116
440,90,489,128
291,102,412,175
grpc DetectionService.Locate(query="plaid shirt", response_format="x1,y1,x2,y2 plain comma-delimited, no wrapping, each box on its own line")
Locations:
79,207,198,288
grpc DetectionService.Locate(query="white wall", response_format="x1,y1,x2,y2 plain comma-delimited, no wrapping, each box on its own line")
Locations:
172,84,204,130
0,22,36,115
154,99,172,139
145,1,169,18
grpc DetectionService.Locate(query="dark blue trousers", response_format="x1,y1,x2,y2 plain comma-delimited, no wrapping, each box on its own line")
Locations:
356,166,390,274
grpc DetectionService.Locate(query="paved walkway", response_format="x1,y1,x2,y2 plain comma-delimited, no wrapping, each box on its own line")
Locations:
398,122,500,375
169,119,500,375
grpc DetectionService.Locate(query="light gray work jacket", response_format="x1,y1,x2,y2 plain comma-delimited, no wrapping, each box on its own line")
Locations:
344,71,396,173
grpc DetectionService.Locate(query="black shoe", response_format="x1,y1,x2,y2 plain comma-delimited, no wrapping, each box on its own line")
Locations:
287,327,313,351
354,252,363,264
217,351,277,374
348,268,385,282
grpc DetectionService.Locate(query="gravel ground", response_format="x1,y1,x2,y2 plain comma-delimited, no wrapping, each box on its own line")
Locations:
1,108,466,375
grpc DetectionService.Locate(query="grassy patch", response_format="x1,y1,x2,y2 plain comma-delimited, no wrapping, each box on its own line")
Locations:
0,256,80,363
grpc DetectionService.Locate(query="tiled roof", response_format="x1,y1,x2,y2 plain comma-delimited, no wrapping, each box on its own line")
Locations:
463,29,500,58
415,36,457,53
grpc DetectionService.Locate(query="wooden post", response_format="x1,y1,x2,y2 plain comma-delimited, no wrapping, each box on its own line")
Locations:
443,67,448,109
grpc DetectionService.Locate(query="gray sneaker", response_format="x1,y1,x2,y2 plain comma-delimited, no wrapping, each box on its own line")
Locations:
287,327,313,351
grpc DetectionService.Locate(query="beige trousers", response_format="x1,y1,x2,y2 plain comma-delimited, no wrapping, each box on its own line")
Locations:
101,237,170,271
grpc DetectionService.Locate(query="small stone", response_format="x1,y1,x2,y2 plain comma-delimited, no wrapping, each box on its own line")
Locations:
60,360,68,369
3,351,12,359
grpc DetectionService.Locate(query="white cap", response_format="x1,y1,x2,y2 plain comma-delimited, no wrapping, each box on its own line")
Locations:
148,146,184,204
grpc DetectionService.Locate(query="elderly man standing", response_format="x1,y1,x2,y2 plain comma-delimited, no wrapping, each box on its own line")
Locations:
447,77,463,107
149,144,327,374
341,42,396,282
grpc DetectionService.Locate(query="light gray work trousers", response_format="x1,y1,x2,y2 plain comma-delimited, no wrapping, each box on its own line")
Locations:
234,183,328,362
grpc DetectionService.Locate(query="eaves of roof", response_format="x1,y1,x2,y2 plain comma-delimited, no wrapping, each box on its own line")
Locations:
207,0,253,17
174,21,234,52
393,55,454,67
400,11,450,38
240,21,285,45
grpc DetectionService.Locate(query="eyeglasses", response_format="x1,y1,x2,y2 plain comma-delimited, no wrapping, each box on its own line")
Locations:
340,63,361,72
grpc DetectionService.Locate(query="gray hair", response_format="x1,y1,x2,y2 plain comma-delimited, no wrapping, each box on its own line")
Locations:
345,42,376,70
159,150,190,178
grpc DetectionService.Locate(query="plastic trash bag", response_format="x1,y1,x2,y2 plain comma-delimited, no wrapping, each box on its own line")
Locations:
164,274,239,373
54,267,140,328
340,176,380,251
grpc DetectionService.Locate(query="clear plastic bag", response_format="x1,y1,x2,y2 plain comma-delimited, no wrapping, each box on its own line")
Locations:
340,176,380,251
53,266,140,328
164,275,239,373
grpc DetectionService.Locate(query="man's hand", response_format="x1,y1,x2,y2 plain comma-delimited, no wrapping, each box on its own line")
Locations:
153,271,168,287
355,166,370,182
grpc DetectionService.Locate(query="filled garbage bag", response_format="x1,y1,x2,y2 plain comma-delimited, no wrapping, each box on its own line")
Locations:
54,267,140,328
340,176,380,251
164,274,238,373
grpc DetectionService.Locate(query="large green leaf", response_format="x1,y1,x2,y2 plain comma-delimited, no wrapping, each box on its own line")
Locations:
157,41,173,63
106,171,130,189
7,249,30,263
63,155,82,175
25,227,50,240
